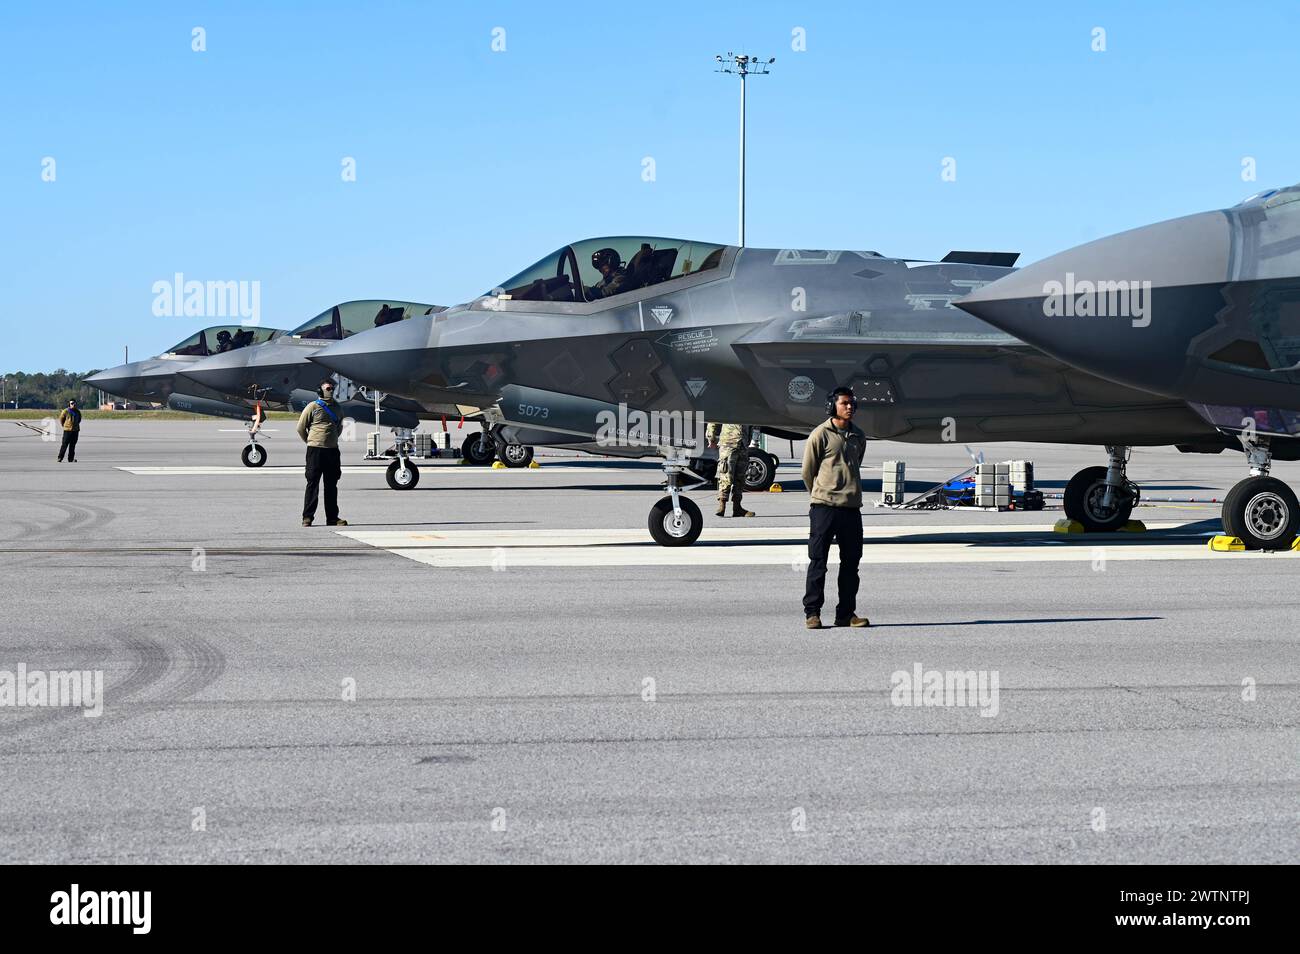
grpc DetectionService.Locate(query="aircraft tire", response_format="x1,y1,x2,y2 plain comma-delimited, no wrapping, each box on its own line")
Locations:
499,444,534,468
1063,465,1135,532
242,444,267,468
1222,476,1298,550
1220,480,1246,539
386,459,420,490
461,432,496,466
648,495,703,546
744,452,777,491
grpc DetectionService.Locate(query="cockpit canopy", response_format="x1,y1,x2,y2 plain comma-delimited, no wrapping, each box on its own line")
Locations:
493,237,728,304
1235,183,1300,210
166,325,280,357
291,300,440,341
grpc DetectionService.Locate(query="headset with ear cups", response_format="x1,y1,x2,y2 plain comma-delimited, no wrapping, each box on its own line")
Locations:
317,381,334,399
825,386,858,417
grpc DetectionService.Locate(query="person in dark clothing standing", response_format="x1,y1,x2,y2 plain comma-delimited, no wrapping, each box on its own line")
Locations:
297,381,348,527
801,387,869,629
57,399,82,462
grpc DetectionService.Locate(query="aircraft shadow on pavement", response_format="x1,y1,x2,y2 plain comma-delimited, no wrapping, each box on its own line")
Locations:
870,615,1164,628
366,483,666,493
535,459,663,470
681,518,1221,548
336,520,538,527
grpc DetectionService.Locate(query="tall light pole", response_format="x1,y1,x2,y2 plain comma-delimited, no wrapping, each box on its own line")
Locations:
716,52,774,247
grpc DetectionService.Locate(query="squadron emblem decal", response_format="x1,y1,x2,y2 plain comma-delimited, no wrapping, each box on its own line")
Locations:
649,306,673,326
685,378,708,398
788,375,815,402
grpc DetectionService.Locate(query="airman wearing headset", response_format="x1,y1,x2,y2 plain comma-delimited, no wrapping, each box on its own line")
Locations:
801,386,868,629
296,380,347,527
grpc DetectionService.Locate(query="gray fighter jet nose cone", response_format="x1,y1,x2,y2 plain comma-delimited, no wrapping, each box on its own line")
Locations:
84,363,139,395
86,360,172,399
956,210,1233,398
309,317,437,395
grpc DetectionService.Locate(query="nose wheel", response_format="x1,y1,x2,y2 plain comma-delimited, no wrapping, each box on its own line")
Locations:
648,452,708,546
385,458,420,490
649,496,703,546
241,442,267,467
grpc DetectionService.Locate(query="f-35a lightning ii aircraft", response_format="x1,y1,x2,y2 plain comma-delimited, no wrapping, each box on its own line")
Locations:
86,325,288,461
85,315,426,473
177,298,739,490
956,184,1300,549
306,235,1230,545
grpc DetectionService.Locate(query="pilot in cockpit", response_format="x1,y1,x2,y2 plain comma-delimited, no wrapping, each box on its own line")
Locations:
586,248,629,299
215,330,234,353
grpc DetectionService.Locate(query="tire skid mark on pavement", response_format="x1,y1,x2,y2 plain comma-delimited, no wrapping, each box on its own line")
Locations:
0,627,228,748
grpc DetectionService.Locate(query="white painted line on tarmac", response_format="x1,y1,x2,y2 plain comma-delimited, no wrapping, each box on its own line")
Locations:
334,523,1277,568
115,465,643,476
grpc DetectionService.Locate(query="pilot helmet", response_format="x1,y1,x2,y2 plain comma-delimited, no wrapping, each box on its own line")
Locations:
592,248,621,273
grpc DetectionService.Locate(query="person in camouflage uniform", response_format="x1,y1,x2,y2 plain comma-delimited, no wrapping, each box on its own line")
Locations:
706,421,755,518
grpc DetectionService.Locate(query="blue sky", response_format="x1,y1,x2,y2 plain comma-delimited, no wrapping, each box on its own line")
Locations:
2,0,1297,370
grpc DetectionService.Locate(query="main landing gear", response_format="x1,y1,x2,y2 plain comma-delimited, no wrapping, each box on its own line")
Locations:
744,450,778,490
497,441,535,468
690,449,777,490
648,452,707,546
1062,445,1140,531
459,422,533,468
461,430,496,466
1221,434,1298,551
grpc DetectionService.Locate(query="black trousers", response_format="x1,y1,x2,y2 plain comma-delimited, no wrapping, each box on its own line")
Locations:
304,446,342,522
58,431,79,461
803,504,863,620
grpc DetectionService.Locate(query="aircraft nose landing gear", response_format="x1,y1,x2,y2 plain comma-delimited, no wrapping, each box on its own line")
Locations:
241,415,268,467
386,457,419,490
1221,435,1299,550
240,399,269,467
382,428,419,490
648,453,706,546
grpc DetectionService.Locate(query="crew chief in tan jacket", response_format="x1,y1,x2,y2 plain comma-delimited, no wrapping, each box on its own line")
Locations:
801,386,868,629
297,381,347,527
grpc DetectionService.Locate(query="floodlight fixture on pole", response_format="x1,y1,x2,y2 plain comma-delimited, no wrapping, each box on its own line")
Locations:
715,53,774,247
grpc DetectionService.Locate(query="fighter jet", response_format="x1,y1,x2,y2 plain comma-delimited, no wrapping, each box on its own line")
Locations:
175,300,458,481
177,299,679,488
85,325,291,464
955,184,1300,549
307,235,1230,544
87,310,434,473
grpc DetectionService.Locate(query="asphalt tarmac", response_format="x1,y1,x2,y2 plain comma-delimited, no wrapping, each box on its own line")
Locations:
0,420,1295,863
